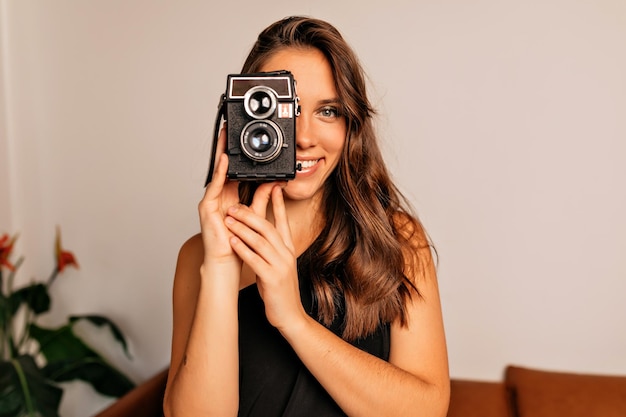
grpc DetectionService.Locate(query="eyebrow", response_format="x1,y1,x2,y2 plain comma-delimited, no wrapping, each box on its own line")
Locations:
316,98,340,106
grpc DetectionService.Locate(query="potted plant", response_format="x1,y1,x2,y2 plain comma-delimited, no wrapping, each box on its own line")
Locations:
0,228,135,417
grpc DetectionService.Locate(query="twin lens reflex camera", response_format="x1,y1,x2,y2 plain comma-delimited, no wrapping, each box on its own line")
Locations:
205,70,300,185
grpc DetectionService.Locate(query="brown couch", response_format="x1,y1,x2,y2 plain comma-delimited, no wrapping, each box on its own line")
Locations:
448,366,626,417
94,365,626,417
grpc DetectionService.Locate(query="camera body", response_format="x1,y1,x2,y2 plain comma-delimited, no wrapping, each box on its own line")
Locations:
223,71,299,181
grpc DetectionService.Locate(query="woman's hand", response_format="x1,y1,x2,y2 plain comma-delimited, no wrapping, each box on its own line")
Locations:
198,126,241,265
224,185,308,331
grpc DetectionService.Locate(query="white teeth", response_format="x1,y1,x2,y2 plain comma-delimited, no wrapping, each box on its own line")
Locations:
297,159,319,169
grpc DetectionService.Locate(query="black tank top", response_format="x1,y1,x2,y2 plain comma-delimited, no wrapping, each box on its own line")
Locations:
237,250,391,417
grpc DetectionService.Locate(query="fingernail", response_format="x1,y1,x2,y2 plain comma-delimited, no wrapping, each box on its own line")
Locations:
228,205,239,214
225,216,235,225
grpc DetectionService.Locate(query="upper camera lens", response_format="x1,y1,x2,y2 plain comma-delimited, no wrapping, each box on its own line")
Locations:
244,86,277,119
249,92,272,115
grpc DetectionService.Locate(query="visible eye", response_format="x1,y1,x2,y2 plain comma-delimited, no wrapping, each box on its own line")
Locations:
318,106,340,118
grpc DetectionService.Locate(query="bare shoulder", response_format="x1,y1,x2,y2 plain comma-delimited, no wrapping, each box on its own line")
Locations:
172,233,204,318
174,233,204,279
178,233,204,265
171,234,207,309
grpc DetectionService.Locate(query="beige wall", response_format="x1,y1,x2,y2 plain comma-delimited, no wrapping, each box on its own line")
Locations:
2,0,625,415
0,1,11,228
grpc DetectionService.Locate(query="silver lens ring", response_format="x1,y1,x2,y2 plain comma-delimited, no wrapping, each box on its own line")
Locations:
243,86,277,119
240,120,284,163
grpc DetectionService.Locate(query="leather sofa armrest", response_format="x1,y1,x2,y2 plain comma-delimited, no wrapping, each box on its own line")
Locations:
447,379,513,417
93,367,169,417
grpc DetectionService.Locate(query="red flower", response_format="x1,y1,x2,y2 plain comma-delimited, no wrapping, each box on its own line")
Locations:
0,233,17,271
55,227,79,273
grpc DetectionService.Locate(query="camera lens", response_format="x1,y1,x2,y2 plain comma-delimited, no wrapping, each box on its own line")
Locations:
244,86,277,119
249,129,272,153
240,120,283,163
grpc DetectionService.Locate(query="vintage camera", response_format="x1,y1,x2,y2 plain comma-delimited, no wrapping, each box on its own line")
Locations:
207,71,299,183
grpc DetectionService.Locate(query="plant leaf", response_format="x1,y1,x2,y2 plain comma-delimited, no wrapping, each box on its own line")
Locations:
0,361,22,417
69,314,131,358
0,356,63,417
10,283,51,315
43,357,135,398
29,324,135,398
29,324,93,363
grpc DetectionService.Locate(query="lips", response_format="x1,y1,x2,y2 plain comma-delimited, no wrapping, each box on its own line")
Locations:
295,158,323,177
297,159,320,170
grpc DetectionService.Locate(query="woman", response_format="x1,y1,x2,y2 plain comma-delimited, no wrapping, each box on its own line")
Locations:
164,16,449,417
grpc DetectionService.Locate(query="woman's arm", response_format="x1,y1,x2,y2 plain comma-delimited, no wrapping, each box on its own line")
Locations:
281,251,449,417
162,235,241,417
225,190,449,417
163,142,243,416
163,127,283,416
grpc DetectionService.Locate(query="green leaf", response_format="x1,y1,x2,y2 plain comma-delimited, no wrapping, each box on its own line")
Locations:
0,356,63,417
43,357,135,398
29,324,93,363
10,284,51,315
0,360,27,417
69,315,131,358
0,361,22,417
29,324,135,398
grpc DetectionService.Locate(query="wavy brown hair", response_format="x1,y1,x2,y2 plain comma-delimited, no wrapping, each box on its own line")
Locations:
240,16,433,341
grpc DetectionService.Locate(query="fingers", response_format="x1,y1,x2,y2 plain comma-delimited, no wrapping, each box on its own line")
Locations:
228,216,291,283
226,223,266,269
249,182,276,219
198,140,240,227
225,205,279,254
203,153,229,201
271,186,294,251
224,189,290,261
215,124,227,157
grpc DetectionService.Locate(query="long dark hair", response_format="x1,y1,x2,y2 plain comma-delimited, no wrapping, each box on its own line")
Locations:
241,16,432,341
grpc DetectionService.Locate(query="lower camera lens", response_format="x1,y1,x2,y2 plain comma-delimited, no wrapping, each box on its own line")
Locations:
240,120,283,163
249,129,272,153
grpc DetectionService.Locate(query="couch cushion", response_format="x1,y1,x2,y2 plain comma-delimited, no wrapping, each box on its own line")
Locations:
447,379,513,417
505,365,626,417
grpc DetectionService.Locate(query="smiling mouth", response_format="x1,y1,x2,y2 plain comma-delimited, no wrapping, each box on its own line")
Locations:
296,159,321,170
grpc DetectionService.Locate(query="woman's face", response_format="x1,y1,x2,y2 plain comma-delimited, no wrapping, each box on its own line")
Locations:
259,47,347,203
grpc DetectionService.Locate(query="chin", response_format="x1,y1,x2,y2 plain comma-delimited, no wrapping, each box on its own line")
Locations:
283,178,326,202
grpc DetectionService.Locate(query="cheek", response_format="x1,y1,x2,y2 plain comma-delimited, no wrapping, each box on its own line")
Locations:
325,126,347,158
323,139,346,178
330,137,345,153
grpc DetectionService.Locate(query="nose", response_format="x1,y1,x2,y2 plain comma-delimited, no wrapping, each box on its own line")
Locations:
295,113,315,149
